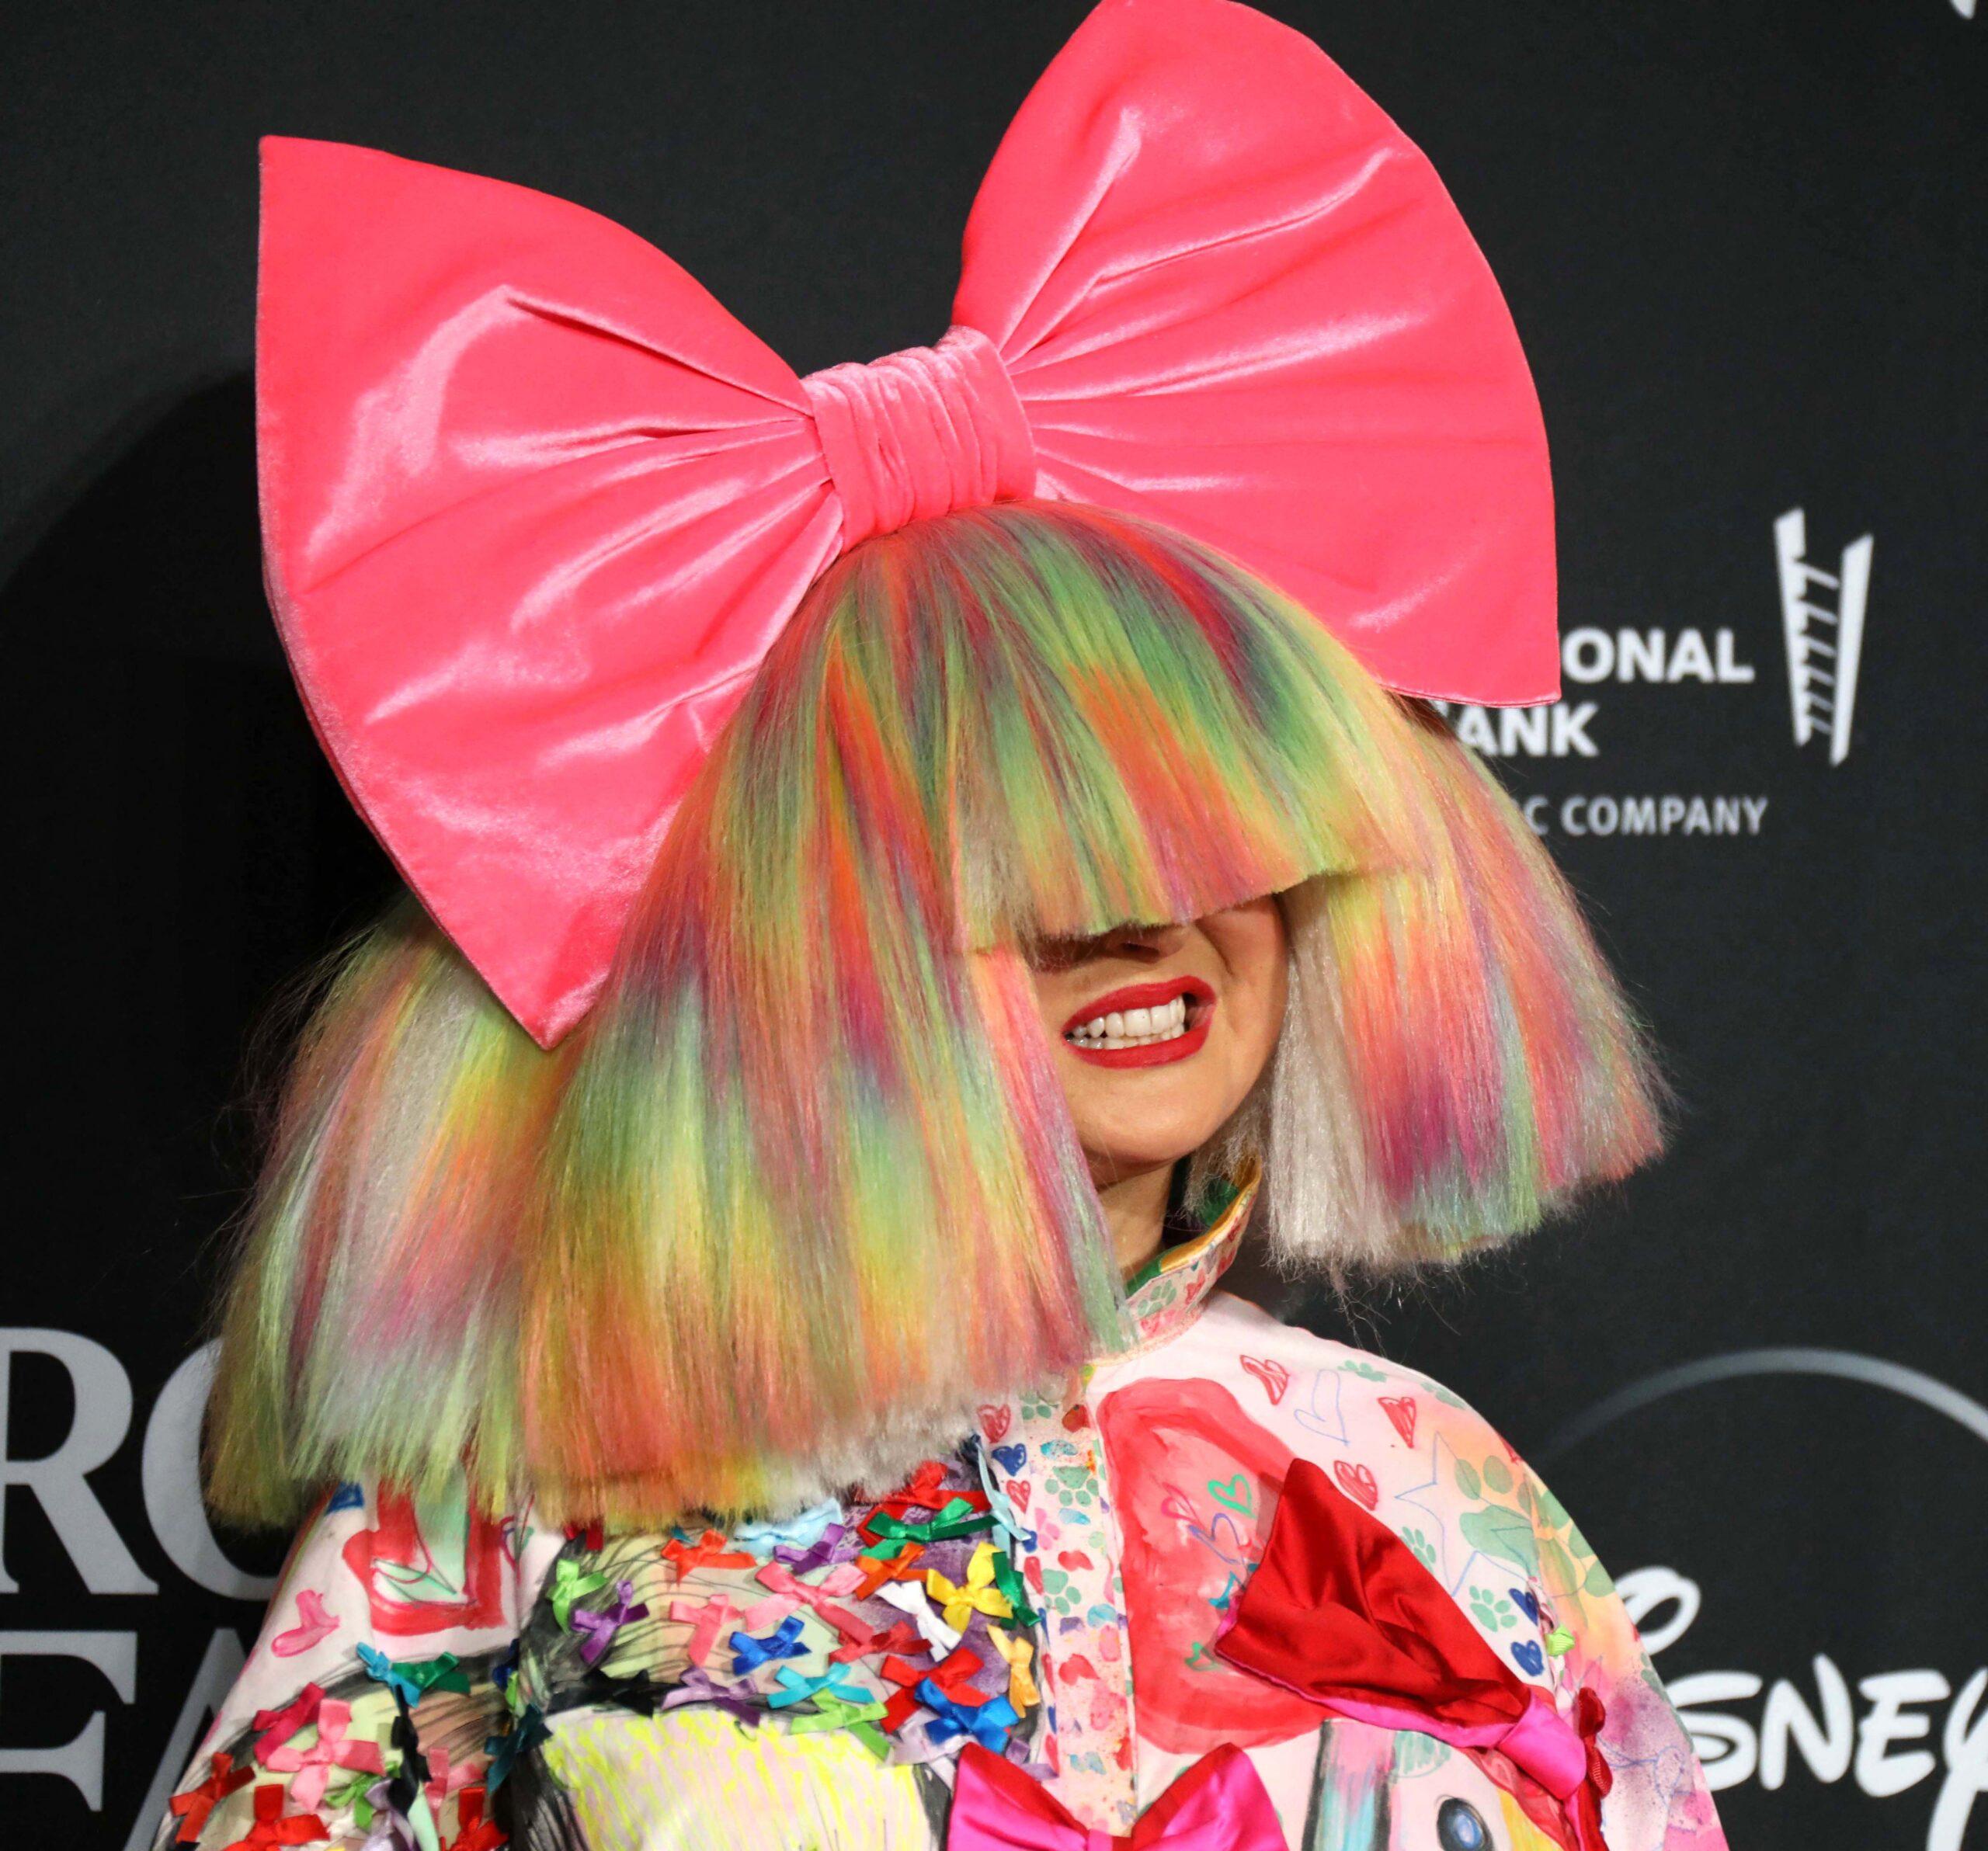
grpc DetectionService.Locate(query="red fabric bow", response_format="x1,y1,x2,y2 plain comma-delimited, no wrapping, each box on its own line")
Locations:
169,1753,254,1842
444,1785,506,1851
660,1530,756,1576
1215,1460,1610,1851
221,1784,328,1851
257,0,1557,1045
947,1743,1284,1849
871,1460,987,1523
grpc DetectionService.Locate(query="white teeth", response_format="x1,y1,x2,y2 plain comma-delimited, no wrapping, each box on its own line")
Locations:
1065,991,1197,1050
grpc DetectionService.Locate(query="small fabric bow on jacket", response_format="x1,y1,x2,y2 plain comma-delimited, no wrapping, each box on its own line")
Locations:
1216,1460,1611,1851
947,1742,1284,1849
255,0,1557,1045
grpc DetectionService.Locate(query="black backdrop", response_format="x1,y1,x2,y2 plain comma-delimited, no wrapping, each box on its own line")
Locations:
3,2,1983,1846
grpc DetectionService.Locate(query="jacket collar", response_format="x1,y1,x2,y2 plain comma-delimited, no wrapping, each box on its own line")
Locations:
1114,1161,1261,1357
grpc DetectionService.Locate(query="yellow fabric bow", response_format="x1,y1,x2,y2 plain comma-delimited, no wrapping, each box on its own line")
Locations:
989,1624,1041,1711
926,1542,1014,1632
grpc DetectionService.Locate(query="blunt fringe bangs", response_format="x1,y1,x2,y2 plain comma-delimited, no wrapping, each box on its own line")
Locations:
207,502,1660,1528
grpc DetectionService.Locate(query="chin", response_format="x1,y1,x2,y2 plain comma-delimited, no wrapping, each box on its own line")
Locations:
1077,1110,1227,1178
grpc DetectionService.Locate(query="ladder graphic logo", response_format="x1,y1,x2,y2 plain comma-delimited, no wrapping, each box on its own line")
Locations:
1774,509,1872,766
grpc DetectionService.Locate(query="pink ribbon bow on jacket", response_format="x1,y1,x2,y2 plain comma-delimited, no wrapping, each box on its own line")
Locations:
947,1743,1284,1850
258,0,1557,1045
1215,1460,1612,1851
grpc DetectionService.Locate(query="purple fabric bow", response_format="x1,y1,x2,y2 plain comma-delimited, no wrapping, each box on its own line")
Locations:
660,1665,766,1726
776,1523,847,1572
572,1579,649,1666
356,1780,420,1851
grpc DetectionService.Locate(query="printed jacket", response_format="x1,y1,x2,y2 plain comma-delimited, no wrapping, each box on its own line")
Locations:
157,1183,1726,1851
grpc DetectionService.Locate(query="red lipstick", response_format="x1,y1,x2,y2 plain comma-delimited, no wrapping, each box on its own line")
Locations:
1059,975,1215,1069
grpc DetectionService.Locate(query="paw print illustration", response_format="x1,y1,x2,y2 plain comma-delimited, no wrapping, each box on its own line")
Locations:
1402,1526,1437,1569
1467,1586,1518,1630
1039,1567,1082,1616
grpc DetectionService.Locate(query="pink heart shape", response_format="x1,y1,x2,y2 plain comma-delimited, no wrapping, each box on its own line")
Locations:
1333,1460,1380,1510
1239,1356,1291,1405
1378,1394,1418,1447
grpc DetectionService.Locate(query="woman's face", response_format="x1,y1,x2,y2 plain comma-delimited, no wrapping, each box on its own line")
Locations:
1027,898,1288,1186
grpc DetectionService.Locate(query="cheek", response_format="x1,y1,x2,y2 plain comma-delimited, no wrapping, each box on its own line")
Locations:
1222,925,1288,1078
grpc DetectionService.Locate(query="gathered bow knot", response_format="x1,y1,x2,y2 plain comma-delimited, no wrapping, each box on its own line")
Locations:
257,0,1557,1045
804,328,1035,547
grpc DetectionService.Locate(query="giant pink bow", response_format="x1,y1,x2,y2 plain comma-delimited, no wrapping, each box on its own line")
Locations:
259,0,1556,1045
947,1743,1284,1850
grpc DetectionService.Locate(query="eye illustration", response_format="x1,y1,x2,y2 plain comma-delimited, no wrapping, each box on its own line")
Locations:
1435,1797,1491,1851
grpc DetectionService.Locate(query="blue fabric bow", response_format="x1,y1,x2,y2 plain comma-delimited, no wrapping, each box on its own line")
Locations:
356,1641,469,1707
484,1702,551,1790
730,1613,808,1674
916,1679,1020,1752
732,1499,843,1563
767,1664,869,1710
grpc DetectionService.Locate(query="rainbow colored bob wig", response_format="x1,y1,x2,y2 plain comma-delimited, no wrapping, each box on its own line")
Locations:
208,504,1660,1527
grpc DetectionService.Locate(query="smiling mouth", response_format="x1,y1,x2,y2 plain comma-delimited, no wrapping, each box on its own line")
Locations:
1060,976,1216,1068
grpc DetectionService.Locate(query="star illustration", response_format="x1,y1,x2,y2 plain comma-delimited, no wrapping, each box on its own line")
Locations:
1392,1429,1493,1595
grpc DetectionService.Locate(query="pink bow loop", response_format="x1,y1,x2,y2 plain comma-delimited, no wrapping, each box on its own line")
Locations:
947,1743,1284,1850
258,0,1557,1045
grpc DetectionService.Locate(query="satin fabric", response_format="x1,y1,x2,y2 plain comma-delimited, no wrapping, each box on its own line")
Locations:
947,1743,1285,1851
1215,1459,1611,1848
258,0,1557,1044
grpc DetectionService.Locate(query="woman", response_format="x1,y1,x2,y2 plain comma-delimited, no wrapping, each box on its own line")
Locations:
161,5,1726,1848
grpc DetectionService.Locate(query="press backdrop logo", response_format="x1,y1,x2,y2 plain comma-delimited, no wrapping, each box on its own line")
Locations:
1434,502,1879,836
1553,1349,1988,1851
0,1332,272,1850
1434,617,1769,842
1774,509,1872,767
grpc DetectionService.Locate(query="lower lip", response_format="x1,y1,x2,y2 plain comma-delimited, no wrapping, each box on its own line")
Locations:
1062,1008,1215,1069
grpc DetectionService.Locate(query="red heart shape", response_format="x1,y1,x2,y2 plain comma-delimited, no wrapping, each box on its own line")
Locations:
1061,1653,1100,1683
978,1404,1011,1443
1379,1394,1418,1447
1239,1356,1290,1405
1333,1460,1380,1510
1024,1554,1044,1592
1057,1550,1093,1571
1006,1478,1032,1514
